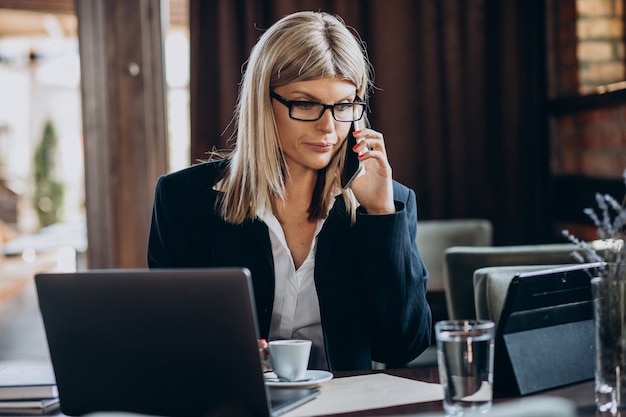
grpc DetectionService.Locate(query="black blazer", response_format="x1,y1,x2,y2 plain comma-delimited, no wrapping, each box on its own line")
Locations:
148,160,431,370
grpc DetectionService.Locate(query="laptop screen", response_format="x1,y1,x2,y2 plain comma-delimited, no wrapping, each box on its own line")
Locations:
35,268,318,417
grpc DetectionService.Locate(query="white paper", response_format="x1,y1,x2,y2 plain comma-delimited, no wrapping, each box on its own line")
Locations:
283,373,444,417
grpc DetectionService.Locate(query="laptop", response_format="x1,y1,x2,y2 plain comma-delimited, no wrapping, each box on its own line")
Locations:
35,268,320,417
493,262,604,396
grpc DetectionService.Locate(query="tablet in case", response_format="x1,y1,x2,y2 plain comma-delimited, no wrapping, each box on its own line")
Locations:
493,262,603,396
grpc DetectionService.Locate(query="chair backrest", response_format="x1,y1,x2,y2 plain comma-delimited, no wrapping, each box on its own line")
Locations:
473,264,569,326
443,243,581,320
417,219,493,292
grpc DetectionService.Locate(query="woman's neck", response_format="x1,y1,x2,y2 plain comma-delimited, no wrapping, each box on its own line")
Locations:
276,170,316,214
273,171,319,269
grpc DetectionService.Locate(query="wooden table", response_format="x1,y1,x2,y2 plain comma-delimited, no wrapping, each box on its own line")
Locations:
42,366,597,416
328,367,597,416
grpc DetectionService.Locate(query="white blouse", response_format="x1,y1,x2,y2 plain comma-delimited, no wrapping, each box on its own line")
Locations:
258,210,329,371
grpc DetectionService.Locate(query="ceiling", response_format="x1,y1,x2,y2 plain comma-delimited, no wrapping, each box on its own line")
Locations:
0,0,75,37
0,8,76,38
0,0,187,39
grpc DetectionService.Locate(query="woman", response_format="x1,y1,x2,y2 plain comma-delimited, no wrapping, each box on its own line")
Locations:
148,11,431,371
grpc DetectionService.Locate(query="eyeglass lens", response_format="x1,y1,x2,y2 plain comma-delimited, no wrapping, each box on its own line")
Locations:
290,102,365,122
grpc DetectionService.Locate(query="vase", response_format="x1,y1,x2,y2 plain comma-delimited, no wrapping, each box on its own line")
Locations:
593,267,626,413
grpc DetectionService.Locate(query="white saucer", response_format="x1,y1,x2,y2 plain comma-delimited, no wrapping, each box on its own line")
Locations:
264,370,333,388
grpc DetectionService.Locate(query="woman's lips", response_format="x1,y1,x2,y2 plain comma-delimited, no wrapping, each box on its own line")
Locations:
307,142,335,152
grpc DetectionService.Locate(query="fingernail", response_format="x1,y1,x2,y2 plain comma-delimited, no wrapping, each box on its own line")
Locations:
352,144,359,151
353,129,361,135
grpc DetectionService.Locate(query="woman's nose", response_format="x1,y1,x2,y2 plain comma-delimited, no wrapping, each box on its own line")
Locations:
316,108,335,132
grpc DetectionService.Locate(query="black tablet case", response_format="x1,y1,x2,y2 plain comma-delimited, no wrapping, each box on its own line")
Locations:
493,262,603,396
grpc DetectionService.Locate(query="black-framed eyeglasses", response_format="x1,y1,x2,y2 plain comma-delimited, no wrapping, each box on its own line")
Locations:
270,91,367,122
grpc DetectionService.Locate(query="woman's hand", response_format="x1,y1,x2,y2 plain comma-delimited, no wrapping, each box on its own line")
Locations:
259,338,271,372
349,127,395,214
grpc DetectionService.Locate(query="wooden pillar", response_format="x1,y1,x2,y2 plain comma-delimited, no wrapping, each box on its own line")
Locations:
75,0,168,268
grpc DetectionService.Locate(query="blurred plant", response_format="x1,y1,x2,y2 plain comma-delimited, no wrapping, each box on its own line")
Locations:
564,169,626,412
33,119,64,228
562,169,626,280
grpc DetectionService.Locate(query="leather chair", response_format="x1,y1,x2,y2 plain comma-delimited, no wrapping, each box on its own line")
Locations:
417,219,493,324
418,219,494,294
472,264,568,326
404,219,492,368
443,243,582,320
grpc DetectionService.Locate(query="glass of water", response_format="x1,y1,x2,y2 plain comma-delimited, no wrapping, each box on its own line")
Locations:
435,320,495,416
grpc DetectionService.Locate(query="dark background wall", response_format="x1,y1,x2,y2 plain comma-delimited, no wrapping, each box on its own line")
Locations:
3,0,625,268
190,0,554,245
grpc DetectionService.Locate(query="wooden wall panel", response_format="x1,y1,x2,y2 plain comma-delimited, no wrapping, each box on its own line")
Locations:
75,0,167,268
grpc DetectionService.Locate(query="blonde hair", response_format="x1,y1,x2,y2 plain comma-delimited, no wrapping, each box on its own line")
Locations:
218,11,373,224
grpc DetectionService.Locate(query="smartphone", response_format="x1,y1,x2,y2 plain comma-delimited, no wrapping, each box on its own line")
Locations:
340,119,366,189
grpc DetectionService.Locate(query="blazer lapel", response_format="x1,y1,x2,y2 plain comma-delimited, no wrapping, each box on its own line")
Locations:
315,196,349,283
248,219,273,267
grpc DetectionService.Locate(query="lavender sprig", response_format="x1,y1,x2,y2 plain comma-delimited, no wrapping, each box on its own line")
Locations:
561,168,626,279
595,193,612,235
562,229,605,264
583,207,605,239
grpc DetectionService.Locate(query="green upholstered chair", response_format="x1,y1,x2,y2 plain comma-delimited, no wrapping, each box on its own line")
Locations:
403,219,493,369
443,243,582,320
472,264,569,326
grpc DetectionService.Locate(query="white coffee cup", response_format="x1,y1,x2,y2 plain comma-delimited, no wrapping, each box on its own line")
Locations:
268,339,311,382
